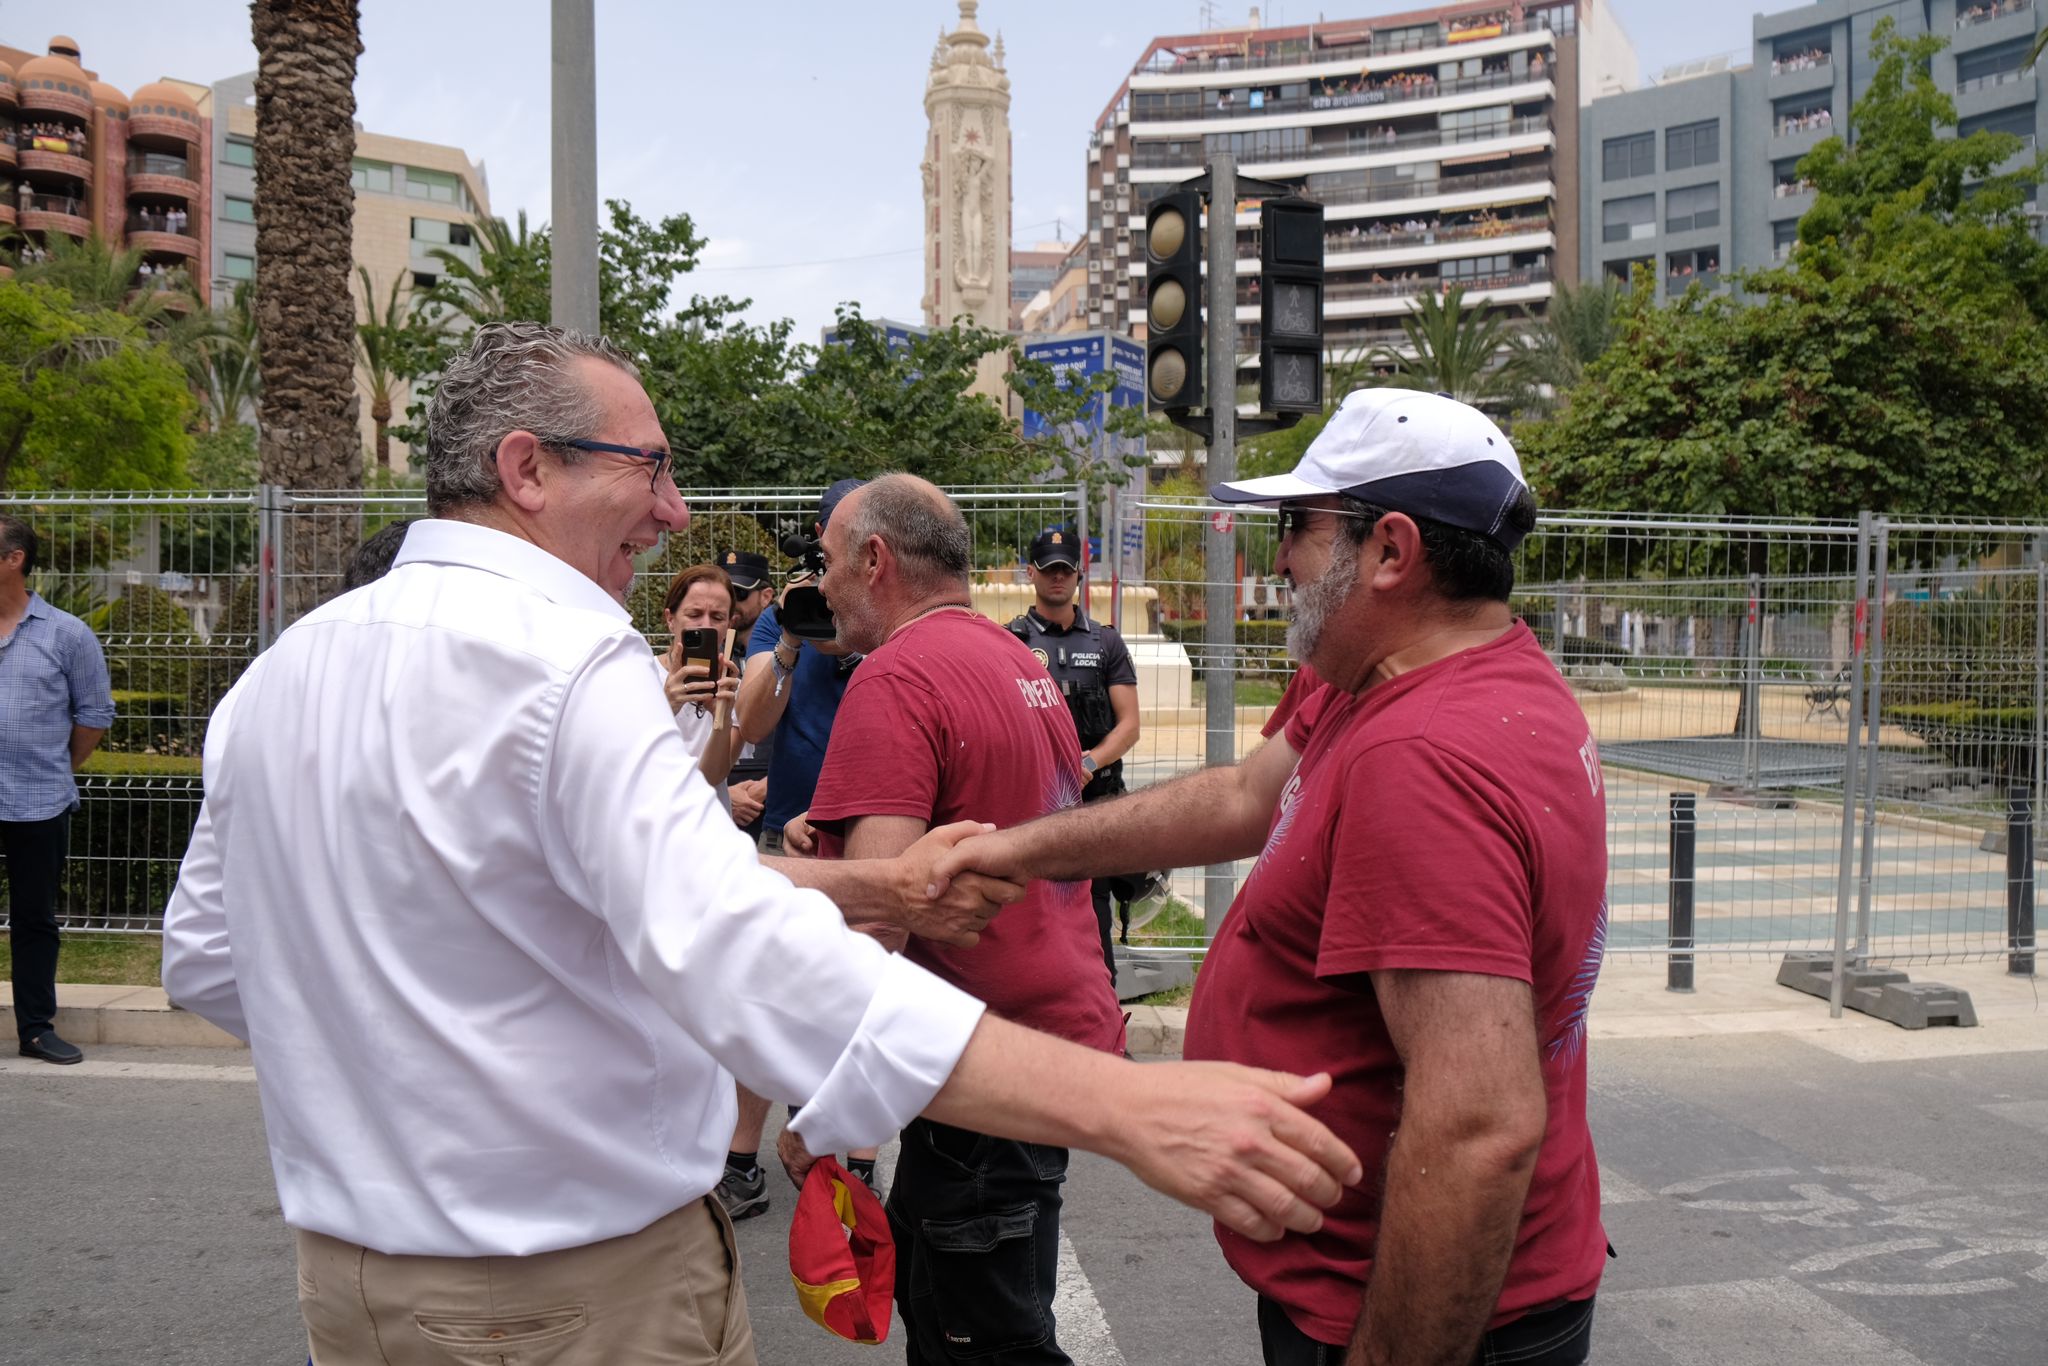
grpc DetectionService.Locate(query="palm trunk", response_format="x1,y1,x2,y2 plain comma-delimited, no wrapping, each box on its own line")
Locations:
253,0,365,619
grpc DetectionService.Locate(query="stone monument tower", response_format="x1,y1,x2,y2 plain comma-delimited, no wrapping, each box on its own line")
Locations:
921,1,1011,397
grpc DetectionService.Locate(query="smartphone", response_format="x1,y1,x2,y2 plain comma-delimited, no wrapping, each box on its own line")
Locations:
679,628,720,673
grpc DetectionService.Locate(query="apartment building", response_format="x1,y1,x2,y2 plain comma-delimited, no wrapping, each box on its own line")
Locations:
1583,0,2046,301
1083,2,1637,379
1,35,210,305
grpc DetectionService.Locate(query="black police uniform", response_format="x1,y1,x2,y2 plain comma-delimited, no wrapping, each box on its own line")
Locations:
1007,596,1138,983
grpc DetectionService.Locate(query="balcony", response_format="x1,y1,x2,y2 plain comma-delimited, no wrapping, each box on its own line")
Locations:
1276,168,1553,221
1767,50,1832,98
0,77,14,107
19,83,89,120
0,202,13,227
1960,0,2033,22
128,170,199,201
1132,114,1553,179
0,140,13,167
126,227,199,258
1131,68,1548,132
1131,16,1552,85
1237,264,1552,322
1214,214,1554,276
127,110,198,145
20,146,90,183
21,201,90,239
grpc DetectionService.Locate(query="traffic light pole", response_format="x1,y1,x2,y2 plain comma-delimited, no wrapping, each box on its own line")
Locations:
1202,154,1238,941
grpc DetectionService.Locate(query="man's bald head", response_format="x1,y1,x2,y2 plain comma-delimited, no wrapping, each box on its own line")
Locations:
837,472,972,596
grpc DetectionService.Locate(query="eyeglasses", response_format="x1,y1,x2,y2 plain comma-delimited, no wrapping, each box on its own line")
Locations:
544,437,676,492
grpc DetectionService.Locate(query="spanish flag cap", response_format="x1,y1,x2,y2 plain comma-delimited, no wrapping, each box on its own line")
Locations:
788,1156,896,1344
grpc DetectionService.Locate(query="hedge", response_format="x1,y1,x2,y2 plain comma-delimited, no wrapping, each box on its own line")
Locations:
1887,701,2038,782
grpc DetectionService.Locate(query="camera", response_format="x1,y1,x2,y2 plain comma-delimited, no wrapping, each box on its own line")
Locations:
776,530,838,643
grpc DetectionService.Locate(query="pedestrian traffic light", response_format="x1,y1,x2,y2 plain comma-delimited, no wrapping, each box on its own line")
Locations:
1145,191,1204,412
1258,197,1324,416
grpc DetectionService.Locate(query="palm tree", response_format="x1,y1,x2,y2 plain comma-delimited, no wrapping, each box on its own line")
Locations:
2029,25,2047,71
354,266,412,471
19,230,202,331
1516,278,1624,414
251,0,362,494
1368,285,1529,410
191,282,261,434
420,210,550,332
251,0,362,619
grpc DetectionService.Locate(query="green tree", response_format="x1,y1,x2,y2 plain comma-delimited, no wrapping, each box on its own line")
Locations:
1519,18,2048,524
795,308,1044,488
1004,349,1151,500
0,280,193,490
1794,18,2048,316
1368,286,1529,409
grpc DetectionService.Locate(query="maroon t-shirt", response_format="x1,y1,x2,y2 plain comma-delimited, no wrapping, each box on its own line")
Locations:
809,610,1124,1053
1187,622,1609,1343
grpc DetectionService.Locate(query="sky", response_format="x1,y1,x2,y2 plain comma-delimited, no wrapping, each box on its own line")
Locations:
56,0,1806,343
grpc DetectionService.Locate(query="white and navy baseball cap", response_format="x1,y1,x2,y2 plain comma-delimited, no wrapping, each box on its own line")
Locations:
1210,389,1533,550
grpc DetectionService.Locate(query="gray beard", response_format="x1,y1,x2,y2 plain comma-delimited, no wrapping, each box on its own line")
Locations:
1287,541,1360,664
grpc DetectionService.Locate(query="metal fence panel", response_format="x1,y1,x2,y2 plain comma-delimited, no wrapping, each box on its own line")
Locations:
4,485,1083,933
10,489,2047,988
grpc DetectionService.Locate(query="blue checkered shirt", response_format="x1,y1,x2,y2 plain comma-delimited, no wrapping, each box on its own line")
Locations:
0,593,116,821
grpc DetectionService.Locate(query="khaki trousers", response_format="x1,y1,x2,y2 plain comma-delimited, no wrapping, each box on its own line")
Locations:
295,1197,756,1366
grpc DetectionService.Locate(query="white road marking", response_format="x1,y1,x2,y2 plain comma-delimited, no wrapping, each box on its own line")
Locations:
1598,1277,1933,1364
1599,1165,1657,1204
872,1140,1123,1364
0,1057,257,1082
1054,1230,1126,1366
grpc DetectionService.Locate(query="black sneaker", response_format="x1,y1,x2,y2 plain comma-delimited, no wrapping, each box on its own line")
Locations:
714,1164,769,1221
20,1031,83,1065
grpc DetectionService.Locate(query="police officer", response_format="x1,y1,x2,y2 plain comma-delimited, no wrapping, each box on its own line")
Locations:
1008,527,1142,983
719,550,777,838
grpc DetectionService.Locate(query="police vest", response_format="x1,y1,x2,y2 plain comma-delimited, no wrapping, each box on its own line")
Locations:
1007,611,1123,800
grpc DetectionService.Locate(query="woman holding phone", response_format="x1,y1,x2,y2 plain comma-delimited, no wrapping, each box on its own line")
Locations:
658,564,742,794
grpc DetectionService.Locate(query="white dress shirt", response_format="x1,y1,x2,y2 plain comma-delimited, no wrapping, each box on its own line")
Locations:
162,519,983,1257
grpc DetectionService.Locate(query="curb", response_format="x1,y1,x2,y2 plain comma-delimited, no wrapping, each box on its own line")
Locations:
33,989,1190,1058
18,985,246,1050
1125,1004,1188,1056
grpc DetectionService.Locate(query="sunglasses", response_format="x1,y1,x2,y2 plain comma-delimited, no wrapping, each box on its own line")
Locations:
1278,502,1376,539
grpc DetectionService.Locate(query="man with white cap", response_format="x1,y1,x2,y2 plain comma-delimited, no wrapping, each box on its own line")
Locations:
935,388,1610,1366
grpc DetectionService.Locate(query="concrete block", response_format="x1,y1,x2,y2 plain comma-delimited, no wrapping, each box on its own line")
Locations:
1113,950,1194,1004
1775,953,1977,1029
1868,980,1979,1030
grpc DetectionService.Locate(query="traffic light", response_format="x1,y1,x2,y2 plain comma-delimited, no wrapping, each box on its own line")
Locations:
1258,197,1324,416
1145,191,1204,412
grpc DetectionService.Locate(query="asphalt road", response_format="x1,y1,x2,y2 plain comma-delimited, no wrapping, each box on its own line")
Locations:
3,1028,2046,1365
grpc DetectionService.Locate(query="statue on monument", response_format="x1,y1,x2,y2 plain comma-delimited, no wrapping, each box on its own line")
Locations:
957,140,991,289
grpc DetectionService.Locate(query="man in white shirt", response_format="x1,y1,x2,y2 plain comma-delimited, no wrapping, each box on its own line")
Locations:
162,322,1359,1366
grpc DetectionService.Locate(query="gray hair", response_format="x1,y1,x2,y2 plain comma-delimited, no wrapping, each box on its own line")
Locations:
842,473,971,593
424,322,641,515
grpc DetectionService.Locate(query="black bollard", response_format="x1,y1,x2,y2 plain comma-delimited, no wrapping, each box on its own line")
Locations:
2010,785,2036,977
1669,792,1697,992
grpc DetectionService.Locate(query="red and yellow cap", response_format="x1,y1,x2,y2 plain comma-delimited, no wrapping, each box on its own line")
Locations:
788,1156,896,1344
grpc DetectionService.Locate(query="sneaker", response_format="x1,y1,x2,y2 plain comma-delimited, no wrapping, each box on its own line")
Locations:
714,1164,769,1221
